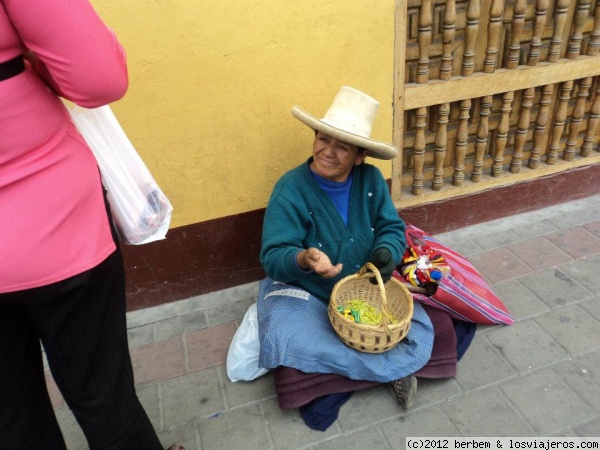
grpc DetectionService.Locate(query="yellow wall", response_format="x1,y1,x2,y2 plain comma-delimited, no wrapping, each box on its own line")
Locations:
93,0,396,228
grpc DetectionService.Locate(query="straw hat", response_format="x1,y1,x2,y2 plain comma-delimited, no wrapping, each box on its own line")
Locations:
291,86,399,160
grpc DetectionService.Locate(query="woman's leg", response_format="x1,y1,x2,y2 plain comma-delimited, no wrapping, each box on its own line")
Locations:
26,250,164,450
0,300,68,450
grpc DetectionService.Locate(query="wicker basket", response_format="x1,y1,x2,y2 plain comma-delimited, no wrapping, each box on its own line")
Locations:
328,262,413,353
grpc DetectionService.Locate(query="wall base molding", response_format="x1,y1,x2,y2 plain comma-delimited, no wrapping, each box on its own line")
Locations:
123,163,600,311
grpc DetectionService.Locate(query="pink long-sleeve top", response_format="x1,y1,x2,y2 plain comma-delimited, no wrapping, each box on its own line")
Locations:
0,0,128,292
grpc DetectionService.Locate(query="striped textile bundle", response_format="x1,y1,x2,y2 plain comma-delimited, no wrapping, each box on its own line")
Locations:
394,223,513,326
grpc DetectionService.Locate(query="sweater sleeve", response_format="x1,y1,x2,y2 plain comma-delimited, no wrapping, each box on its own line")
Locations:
260,189,310,283
3,0,128,107
370,168,407,264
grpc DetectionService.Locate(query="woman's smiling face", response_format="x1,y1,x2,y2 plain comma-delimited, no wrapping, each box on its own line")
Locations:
310,131,366,182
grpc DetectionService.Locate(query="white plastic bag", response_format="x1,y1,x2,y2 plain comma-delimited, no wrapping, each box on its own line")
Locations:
226,303,269,382
66,104,173,245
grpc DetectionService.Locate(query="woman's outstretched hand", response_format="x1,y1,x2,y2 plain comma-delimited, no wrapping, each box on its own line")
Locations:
297,248,343,278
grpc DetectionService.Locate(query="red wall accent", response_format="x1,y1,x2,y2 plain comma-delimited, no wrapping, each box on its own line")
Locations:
122,164,600,311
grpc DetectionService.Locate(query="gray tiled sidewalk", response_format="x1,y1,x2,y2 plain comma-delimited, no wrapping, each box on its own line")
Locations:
53,195,600,449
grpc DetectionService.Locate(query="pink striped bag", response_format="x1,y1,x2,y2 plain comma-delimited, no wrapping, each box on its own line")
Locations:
393,223,513,325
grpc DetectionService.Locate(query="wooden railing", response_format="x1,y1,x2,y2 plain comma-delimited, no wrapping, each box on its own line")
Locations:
392,0,600,208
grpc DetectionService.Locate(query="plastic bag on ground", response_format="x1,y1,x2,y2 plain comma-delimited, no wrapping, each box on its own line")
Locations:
226,303,269,382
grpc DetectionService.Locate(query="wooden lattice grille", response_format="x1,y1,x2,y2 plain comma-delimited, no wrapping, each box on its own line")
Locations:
392,0,600,207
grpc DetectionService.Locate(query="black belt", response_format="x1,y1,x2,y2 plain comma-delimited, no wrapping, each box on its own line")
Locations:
0,55,25,81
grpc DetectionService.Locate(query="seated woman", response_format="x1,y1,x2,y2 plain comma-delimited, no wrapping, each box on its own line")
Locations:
257,86,445,411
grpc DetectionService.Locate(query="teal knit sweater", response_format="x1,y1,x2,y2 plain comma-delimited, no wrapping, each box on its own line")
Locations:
260,158,407,303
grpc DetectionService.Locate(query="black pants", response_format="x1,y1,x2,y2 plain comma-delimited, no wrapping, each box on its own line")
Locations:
0,249,163,450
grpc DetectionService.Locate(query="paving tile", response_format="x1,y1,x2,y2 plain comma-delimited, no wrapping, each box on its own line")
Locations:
535,305,600,355
55,407,87,450
561,256,600,294
185,321,237,372
454,336,517,391
379,407,459,450
198,404,271,450
553,350,600,413
136,383,161,432
206,297,256,326
500,369,596,435
583,202,600,220
580,295,600,321
220,365,276,408
45,371,65,409
506,237,573,271
157,422,199,450
513,219,560,240
155,310,208,341
434,237,485,258
485,320,568,373
335,385,402,432
406,377,464,411
492,280,551,321
518,268,594,309
547,209,595,229
127,322,155,347
316,426,390,450
545,227,600,259
574,418,600,437
160,369,225,428
472,229,523,251
467,248,534,284
130,336,186,386
262,396,341,449
583,220,600,238
441,387,535,436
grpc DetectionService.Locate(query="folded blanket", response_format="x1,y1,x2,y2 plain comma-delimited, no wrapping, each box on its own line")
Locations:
273,303,461,409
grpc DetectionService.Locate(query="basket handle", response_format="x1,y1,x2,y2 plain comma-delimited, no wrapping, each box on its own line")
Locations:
356,263,396,331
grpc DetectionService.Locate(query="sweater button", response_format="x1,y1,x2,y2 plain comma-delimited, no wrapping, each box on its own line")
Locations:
354,265,361,270
348,238,354,243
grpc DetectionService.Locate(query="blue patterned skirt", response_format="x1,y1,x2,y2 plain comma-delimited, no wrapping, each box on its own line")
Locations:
257,278,434,383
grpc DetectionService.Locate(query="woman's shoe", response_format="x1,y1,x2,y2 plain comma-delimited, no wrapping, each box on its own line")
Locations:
391,375,417,410
166,445,185,450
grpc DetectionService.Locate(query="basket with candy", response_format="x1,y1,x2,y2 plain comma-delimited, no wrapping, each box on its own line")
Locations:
328,263,413,353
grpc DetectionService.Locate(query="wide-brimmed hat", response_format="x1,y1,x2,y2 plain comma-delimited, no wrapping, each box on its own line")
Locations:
291,86,399,160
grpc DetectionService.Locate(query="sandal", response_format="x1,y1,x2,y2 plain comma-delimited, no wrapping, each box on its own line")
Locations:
391,375,417,410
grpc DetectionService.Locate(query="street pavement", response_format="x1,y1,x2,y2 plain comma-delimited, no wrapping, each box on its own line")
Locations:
50,194,600,449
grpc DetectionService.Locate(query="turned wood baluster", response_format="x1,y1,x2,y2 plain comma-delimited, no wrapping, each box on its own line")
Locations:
440,0,457,80
491,91,514,176
564,78,592,160
484,0,505,73
432,103,450,191
412,107,428,195
453,99,471,186
529,85,554,168
462,0,480,76
581,77,600,156
546,80,574,164
528,0,548,66
567,0,592,59
548,0,570,62
506,0,527,69
510,88,534,173
472,95,493,182
417,0,432,84
588,1,600,56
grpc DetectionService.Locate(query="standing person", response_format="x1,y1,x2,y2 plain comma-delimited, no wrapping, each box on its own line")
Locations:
0,1,183,449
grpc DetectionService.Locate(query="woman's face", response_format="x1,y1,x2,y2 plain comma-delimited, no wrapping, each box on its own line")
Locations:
310,131,366,182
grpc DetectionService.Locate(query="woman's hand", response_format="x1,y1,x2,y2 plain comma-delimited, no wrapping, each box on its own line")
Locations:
297,248,343,278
